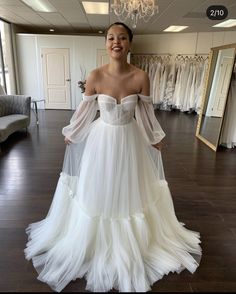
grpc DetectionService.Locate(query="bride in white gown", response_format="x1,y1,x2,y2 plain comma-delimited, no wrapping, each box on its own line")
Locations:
24,22,202,292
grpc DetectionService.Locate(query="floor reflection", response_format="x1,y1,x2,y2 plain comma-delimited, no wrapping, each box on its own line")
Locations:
199,115,223,146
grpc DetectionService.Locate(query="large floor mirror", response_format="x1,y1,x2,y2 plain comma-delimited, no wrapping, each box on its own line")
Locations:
196,43,236,151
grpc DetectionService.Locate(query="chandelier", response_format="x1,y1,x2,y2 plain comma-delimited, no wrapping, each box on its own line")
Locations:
110,0,159,29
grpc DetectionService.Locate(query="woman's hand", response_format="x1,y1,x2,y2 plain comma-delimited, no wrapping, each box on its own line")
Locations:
64,137,72,145
152,141,164,150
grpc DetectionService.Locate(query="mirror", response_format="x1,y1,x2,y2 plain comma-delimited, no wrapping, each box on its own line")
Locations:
196,43,236,151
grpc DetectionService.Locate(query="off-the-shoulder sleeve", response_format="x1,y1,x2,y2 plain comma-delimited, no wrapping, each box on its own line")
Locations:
62,94,98,143
135,94,165,145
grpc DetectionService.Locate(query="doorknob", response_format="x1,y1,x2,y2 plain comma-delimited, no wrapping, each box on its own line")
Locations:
66,78,71,81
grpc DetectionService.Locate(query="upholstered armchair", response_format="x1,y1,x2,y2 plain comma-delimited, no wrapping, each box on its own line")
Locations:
0,95,31,143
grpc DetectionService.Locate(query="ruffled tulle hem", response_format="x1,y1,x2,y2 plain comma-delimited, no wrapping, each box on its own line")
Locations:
59,171,169,221
24,173,201,293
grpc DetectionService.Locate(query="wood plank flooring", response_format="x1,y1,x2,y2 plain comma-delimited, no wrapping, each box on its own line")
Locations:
0,109,236,292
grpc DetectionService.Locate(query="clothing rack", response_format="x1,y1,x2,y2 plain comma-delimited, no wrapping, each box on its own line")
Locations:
131,53,171,56
176,53,209,56
174,53,209,61
131,53,209,65
131,54,172,64
131,53,209,57
131,53,209,62
131,51,209,113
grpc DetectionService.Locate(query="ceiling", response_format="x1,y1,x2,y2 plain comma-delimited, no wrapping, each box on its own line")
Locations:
0,0,236,35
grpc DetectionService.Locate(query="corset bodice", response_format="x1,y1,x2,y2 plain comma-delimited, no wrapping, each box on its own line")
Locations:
98,94,138,125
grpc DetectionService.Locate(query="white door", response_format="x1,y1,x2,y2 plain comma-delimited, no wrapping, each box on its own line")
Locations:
210,56,234,117
42,48,71,109
97,49,109,67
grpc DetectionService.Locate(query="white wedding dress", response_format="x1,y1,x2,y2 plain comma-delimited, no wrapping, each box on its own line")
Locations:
24,94,202,292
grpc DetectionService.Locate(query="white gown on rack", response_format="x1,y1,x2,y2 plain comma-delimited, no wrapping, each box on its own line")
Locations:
24,94,202,293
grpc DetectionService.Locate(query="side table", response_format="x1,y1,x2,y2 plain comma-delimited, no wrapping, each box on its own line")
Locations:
31,99,45,125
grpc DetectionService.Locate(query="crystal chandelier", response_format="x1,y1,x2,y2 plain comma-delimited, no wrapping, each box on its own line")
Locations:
110,0,159,29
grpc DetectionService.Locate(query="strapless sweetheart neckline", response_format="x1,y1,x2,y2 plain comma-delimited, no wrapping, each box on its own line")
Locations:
98,94,138,105
83,93,150,104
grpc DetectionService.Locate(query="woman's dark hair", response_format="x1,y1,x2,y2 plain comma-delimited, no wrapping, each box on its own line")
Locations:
105,22,133,42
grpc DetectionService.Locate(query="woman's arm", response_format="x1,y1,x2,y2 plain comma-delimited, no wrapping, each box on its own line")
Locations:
139,70,150,96
139,71,164,151
64,70,98,145
84,69,98,96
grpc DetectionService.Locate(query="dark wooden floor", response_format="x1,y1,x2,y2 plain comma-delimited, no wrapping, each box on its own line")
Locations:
0,109,236,292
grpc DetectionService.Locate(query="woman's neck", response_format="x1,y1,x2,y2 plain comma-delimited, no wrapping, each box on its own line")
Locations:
107,58,130,75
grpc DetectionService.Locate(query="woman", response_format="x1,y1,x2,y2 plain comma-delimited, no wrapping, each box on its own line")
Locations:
25,22,201,292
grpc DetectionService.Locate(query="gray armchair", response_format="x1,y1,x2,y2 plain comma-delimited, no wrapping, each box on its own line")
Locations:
0,95,31,143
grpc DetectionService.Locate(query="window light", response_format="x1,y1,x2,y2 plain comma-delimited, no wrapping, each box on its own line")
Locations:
163,26,188,32
82,1,109,14
213,19,236,28
21,0,57,12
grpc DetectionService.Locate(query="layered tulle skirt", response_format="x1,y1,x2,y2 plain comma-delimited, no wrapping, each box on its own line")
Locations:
24,117,201,292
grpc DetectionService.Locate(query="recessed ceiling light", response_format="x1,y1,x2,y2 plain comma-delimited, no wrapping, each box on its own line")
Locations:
49,28,54,32
82,1,109,14
98,30,103,34
21,0,57,12
213,19,236,28
163,25,188,32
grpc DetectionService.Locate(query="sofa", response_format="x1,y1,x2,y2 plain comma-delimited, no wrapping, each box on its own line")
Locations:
0,95,31,143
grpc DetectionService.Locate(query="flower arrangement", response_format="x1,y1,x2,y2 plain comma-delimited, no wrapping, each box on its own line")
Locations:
78,80,86,93
78,66,86,93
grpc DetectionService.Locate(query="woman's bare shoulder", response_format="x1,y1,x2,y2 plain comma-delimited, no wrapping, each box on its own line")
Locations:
129,64,148,81
85,66,108,95
127,65,149,95
129,65,150,95
85,69,99,95
129,64,148,79
88,65,108,80
87,68,100,80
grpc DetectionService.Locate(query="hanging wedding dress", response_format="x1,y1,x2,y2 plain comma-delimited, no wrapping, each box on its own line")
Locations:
24,93,202,293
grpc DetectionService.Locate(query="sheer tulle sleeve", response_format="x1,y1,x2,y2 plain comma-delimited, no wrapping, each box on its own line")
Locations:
62,94,98,143
135,94,165,145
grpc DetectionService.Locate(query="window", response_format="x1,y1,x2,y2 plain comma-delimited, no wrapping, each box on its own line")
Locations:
0,19,16,94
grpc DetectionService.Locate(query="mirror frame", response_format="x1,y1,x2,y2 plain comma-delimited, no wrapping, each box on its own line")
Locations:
196,43,236,151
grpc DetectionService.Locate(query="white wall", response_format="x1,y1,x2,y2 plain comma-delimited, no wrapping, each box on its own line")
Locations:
16,30,236,109
16,34,105,109
17,35,40,102
132,31,236,54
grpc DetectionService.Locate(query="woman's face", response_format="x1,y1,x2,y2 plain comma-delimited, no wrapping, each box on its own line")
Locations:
106,25,131,59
